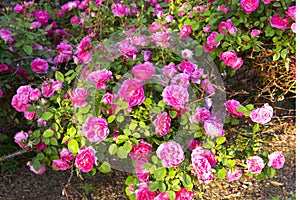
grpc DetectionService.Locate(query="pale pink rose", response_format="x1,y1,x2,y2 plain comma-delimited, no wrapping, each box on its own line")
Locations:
52,159,70,170
204,119,224,137
30,88,41,101
150,22,162,33
191,155,212,180
156,142,184,168
251,29,261,38
152,31,171,47
188,140,201,151
225,99,244,117
268,151,285,169
118,39,138,60
61,1,78,12
165,14,174,23
70,88,88,107
217,5,231,13
162,85,189,108
14,131,28,148
132,62,155,81
135,182,158,200
136,158,150,182
226,168,242,181
203,26,211,32
129,36,147,46
178,61,197,75
88,69,112,90
287,6,296,21
247,156,264,174
192,146,216,167
180,24,192,38
118,79,145,107
155,192,169,200
52,81,63,91
129,140,152,161
201,79,215,95
175,188,194,200
82,117,109,143
27,162,46,175
24,1,34,7
0,29,14,43
17,85,32,103
31,58,48,73
181,49,193,60
34,10,50,24
240,0,259,14
60,148,74,164
30,22,42,29
102,93,113,105
14,4,26,13
270,14,290,30
162,64,177,79
154,112,171,136
250,103,273,124
36,141,47,151
171,73,190,88
206,31,220,48
111,3,130,17
261,0,272,4
291,23,296,33
75,146,97,172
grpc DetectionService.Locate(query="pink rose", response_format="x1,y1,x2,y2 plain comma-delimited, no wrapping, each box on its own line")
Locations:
34,10,50,24
24,109,36,120
188,140,201,151
155,192,169,200
30,88,41,101
61,1,78,12
291,23,296,33
203,26,211,33
82,117,109,143
162,64,177,79
141,50,152,62
42,80,54,98
191,107,211,123
27,162,46,175
31,58,48,73
162,85,189,108
154,112,171,136
250,103,273,124
287,6,296,21
70,15,80,25
247,156,264,174
191,147,216,167
111,3,130,17
14,4,26,13
175,188,194,200
75,146,97,172
88,69,112,90
60,148,74,163
52,159,70,170
165,14,174,23
181,49,193,60
206,31,220,48
71,88,89,107
150,22,162,33
201,79,215,95
132,62,155,81
180,24,192,38
118,39,138,60
129,140,152,161
0,29,14,43
231,57,243,70
156,142,184,168
240,0,259,14
218,19,236,34
225,99,244,117
30,22,42,29
220,50,237,66
178,61,197,75
14,131,28,148
136,158,150,182
171,73,190,88
11,95,28,112
218,5,231,13
204,119,224,137
251,29,261,38
152,31,171,47
36,141,47,151
270,14,290,30
0,89,2,98
118,79,145,107
135,182,158,200
102,93,113,105
261,0,272,4
226,168,242,181
268,151,285,169
191,155,212,180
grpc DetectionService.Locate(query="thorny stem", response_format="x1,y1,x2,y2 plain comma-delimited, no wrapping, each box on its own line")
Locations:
0,150,30,162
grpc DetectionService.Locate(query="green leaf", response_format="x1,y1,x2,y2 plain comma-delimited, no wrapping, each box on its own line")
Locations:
216,136,226,145
116,135,129,144
116,115,125,123
171,184,181,191
55,71,64,82
148,181,159,191
37,152,45,160
116,147,128,159
203,140,215,149
252,123,260,133
123,141,132,153
107,115,116,123
158,100,166,107
217,167,227,180
231,118,240,125
214,34,224,42
98,161,111,173
23,45,32,55
245,104,254,110
108,144,118,155
68,139,79,154
43,129,54,137
125,176,135,185
153,167,166,181
32,159,41,171
26,106,36,112
50,138,58,146
267,167,276,178
273,53,280,61
169,111,177,119
41,112,53,121
280,49,288,59
180,174,192,186
52,123,59,131
167,191,176,200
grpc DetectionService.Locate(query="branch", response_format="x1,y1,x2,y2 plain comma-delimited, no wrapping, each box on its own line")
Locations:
0,150,30,162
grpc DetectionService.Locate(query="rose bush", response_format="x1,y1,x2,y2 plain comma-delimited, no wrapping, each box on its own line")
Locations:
0,0,293,199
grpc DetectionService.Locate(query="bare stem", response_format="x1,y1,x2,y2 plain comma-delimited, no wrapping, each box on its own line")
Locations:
0,150,29,162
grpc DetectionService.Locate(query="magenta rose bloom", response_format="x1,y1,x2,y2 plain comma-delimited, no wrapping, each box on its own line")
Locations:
71,88,89,107
153,112,171,136
191,146,216,167
156,142,185,168
191,107,211,123
36,141,47,151
118,79,145,107
270,14,290,30
191,155,212,180
132,62,155,81
175,188,194,200
240,0,259,14
188,140,201,151
14,4,26,13
0,89,2,98
250,103,273,124
82,117,109,143
88,69,112,90
251,29,261,38
162,64,177,79
206,31,220,48
204,119,224,137
136,158,150,182
52,159,70,170
135,182,158,200
162,85,189,108
111,3,130,17
129,140,152,161
268,151,285,169
75,146,97,172
178,61,197,75
155,192,169,200
180,24,192,38
287,6,296,21
29,88,41,101
246,156,264,174
42,80,55,98
0,29,14,43
34,10,50,24
27,162,46,175
14,131,28,148
220,50,237,66
171,73,190,88
226,168,242,181
149,22,162,33
11,94,28,112
24,109,36,120
102,93,113,105
225,99,244,118
60,148,74,164
31,58,48,73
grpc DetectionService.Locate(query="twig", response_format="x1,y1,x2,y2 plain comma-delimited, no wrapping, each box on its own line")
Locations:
0,150,29,162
